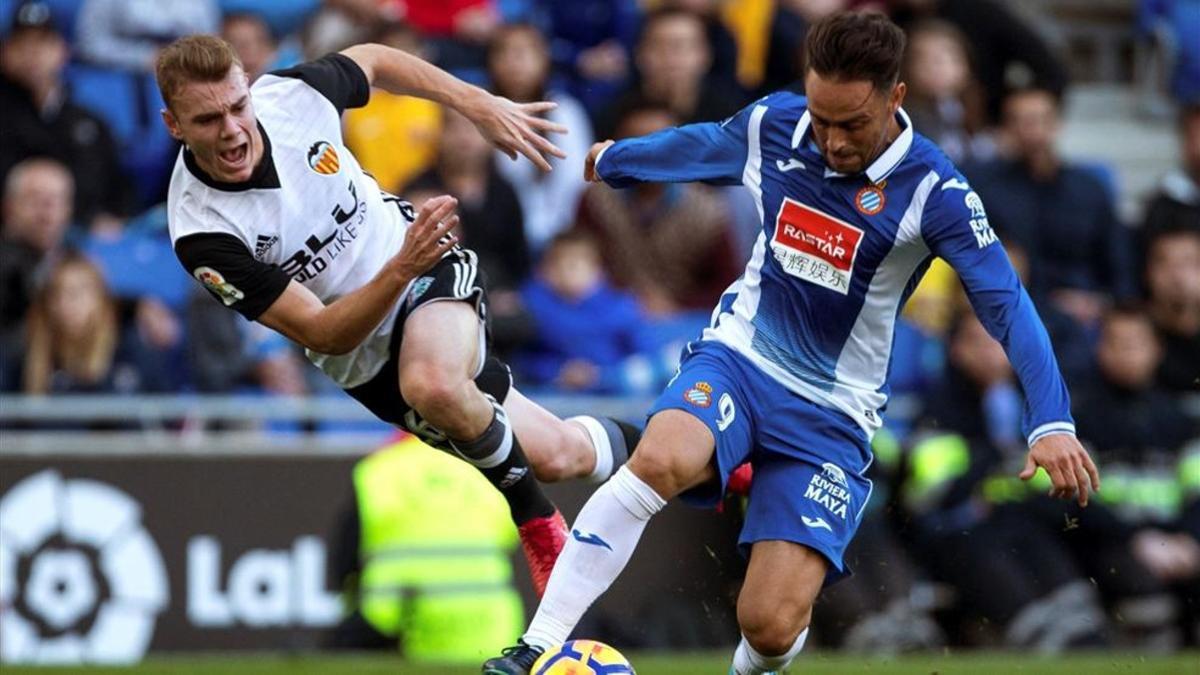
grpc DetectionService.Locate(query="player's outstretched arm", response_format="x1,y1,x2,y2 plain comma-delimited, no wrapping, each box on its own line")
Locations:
921,177,1102,506
585,97,773,187
339,43,566,172
258,196,459,355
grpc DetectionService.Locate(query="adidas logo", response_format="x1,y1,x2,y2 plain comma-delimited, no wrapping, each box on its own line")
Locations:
254,234,279,260
498,466,527,489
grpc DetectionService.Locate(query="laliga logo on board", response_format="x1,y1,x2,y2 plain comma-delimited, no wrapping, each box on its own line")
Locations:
307,141,340,175
0,471,168,664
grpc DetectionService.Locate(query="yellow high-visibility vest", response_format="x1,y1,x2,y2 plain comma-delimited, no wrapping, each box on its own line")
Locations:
353,435,522,663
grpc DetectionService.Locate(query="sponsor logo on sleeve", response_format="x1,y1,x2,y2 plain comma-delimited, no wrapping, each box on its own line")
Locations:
965,191,997,248
771,197,864,295
193,267,245,306
306,141,340,175
253,235,278,260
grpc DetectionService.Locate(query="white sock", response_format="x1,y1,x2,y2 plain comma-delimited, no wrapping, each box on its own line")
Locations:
569,415,613,483
730,628,808,674
522,466,666,649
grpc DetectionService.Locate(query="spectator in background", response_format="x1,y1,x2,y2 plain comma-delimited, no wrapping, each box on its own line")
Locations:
407,109,532,357
0,1,134,231
487,22,591,255
387,0,500,70
576,104,740,314
186,288,308,396
1142,104,1200,242
533,0,640,111
759,0,846,95
517,229,655,395
343,22,442,194
902,19,994,165
75,0,219,74
0,158,72,368
905,311,1110,651
890,0,1069,125
408,109,529,292
966,88,1135,327
1143,225,1200,394
660,0,742,93
1072,305,1200,644
1138,0,1200,104
15,254,170,395
594,8,743,139
221,12,280,84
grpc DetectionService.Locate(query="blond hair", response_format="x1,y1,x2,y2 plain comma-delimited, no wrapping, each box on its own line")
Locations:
23,254,119,394
156,34,244,109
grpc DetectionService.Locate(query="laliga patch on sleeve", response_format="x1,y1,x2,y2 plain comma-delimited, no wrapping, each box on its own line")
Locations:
193,266,245,306
771,197,864,295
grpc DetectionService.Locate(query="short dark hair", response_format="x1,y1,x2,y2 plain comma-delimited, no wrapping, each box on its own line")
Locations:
803,11,906,91
638,7,706,49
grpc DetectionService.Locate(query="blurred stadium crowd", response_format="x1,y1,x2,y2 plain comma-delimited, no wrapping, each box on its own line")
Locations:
1,0,1199,654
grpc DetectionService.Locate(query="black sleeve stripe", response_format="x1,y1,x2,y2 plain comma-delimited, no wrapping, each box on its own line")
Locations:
174,232,292,321
269,53,370,113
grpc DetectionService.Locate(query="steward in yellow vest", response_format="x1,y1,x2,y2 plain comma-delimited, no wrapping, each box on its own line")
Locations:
344,434,523,663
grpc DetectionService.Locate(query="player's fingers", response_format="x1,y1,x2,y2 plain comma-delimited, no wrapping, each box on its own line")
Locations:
418,200,458,241
1073,462,1092,507
514,136,553,172
519,101,558,115
1018,454,1038,481
415,195,455,229
527,131,567,160
1081,451,1101,492
1044,463,1070,499
525,115,569,136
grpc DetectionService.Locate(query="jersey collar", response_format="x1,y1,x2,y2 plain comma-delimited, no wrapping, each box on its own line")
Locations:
791,106,914,184
183,120,281,192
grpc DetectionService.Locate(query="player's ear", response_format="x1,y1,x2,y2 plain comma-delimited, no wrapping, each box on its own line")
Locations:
889,81,906,114
161,108,183,141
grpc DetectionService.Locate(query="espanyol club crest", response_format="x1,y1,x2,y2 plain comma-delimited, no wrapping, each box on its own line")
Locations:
684,382,714,408
854,184,885,215
307,141,340,175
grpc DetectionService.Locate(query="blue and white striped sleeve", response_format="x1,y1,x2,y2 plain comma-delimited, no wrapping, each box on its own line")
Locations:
922,173,1076,447
594,98,766,188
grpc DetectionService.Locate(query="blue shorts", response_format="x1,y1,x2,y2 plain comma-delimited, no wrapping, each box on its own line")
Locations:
648,341,874,583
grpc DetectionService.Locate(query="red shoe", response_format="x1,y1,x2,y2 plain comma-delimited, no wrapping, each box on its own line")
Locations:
517,509,568,597
727,463,754,496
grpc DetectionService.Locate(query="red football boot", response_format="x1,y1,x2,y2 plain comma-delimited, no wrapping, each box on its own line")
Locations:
517,509,568,597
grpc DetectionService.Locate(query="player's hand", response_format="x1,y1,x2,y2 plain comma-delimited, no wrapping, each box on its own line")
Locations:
461,92,567,172
1019,434,1100,507
392,195,459,281
584,140,615,182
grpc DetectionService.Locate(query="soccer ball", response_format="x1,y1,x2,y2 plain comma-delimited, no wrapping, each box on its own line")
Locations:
531,639,635,674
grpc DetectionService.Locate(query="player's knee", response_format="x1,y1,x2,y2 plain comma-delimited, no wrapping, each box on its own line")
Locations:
626,444,687,498
738,597,811,657
528,427,576,483
399,363,470,416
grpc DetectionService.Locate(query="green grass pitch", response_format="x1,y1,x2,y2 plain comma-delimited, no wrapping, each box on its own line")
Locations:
3,652,1196,674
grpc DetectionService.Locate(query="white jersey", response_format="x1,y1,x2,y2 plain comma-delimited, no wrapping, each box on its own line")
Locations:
168,54,416,388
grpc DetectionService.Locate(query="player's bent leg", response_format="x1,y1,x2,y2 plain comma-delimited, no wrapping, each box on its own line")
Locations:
397,300,491,438
625,409,721,499
483,411,719,674
399,300,566,595
730,541,826,675
501,389,637,484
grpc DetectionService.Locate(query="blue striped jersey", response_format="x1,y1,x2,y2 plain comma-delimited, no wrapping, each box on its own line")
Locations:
595,91,1074,446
